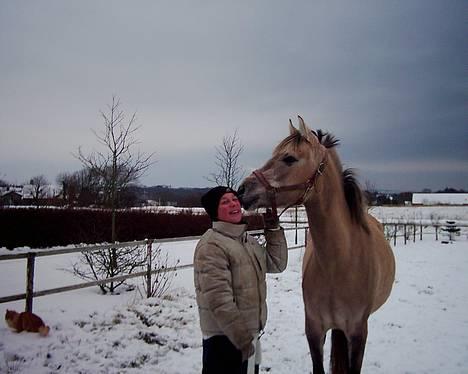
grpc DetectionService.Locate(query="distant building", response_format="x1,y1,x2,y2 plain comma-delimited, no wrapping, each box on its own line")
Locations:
0,184,62,206
412,193,468,205
0,191,22,205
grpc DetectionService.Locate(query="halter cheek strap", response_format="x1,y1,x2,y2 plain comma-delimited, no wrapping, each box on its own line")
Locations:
252,170,280,217
252,155,327,218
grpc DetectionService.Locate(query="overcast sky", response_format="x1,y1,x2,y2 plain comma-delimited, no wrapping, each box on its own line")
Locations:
1,1,466,192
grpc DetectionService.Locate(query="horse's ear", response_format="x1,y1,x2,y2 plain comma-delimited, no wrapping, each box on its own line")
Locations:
297,115,313,141
289,119,297,135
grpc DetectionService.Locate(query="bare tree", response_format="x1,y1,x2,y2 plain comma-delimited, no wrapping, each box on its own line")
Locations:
139,243,179,299
72,244,147,294
364,179,378,206
76,96,155,241
71,242,179,296
0,177,9,187
76,167,101,206
75,96,155,293
207,129,245,189
29,175,49,207
56,168,102,206
56,172,80,205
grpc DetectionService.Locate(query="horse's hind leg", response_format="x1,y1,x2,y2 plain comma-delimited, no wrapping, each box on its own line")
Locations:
305,318,326,374
349,321,368,374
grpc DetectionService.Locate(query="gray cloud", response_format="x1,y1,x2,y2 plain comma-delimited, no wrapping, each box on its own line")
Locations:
0,1,466,191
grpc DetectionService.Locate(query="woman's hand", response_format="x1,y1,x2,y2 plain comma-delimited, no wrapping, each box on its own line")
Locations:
262,208,280,230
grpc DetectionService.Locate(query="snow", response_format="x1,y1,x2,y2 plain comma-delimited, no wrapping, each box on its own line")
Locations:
412,193,468,206
1,207,468,373
368,205,468,223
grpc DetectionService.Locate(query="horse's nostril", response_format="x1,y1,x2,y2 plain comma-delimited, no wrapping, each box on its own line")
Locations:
237,185,245,196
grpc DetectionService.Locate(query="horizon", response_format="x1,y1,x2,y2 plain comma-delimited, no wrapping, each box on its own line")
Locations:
1,180,466,195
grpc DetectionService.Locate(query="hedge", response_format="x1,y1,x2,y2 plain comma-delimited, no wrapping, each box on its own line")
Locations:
0,207,263,249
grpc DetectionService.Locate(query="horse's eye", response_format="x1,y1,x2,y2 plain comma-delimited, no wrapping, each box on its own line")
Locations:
282,155,298,166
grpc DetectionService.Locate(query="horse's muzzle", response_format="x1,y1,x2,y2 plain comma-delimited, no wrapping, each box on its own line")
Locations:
237,181,259,210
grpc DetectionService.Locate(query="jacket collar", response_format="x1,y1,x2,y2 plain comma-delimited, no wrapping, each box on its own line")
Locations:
212,221,247,239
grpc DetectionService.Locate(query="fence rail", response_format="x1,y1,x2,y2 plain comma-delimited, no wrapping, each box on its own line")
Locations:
0,226,308,313
380,222,468,246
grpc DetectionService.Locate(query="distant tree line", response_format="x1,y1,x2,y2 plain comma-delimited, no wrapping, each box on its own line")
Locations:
0,177,211,208
2,175,466,209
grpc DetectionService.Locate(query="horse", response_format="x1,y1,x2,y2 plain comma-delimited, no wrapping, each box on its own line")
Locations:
238,116,395,373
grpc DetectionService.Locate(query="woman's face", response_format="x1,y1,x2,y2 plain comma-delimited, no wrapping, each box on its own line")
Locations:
217,192,242,223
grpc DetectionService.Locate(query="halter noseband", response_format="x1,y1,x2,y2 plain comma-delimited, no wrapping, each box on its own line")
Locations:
252,156,327,217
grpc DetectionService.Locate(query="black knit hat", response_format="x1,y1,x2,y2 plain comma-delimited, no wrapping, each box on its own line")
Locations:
201,186,239,221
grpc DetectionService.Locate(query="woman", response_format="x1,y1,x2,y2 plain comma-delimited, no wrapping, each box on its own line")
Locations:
194,186,288,374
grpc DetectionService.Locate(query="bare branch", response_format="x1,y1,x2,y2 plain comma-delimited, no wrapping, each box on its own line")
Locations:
206,129,245,189
75,97,156,206
73,96,158,292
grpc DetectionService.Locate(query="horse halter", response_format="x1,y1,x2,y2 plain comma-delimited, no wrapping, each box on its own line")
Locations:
252,155,327,217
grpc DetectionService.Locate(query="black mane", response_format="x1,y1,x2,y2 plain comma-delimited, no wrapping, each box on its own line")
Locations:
316,129,340,148
315,130,368,230
342,168,369,232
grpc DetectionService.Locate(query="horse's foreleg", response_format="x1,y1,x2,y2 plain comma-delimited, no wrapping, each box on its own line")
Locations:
305,317,326,374
330,329,349,374
348,322,368,374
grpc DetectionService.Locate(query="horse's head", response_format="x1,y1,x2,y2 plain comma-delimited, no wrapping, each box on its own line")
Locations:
238,116,327,211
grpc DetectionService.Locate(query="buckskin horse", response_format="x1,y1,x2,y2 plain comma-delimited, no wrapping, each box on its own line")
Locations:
238,116,395,373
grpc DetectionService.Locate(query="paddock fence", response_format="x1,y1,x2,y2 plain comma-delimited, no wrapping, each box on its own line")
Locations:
1,218,466,314
0,226,308,313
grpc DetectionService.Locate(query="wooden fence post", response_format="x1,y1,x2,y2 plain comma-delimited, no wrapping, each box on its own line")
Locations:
413,224,416,243
420,224,423,241
295,206,298,245
26,252,36,313
435,225,438,241
404,225,407,245
146,240,153,299
393,225,397,246
110,246,117,293
304,227,308,248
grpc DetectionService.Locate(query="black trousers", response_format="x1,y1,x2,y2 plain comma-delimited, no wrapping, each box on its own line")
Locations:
202,335,259,374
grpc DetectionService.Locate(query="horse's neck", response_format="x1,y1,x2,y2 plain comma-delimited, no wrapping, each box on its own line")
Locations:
304,161,352,259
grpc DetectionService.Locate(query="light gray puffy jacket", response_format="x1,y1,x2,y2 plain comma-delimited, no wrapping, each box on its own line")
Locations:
193,221,288,352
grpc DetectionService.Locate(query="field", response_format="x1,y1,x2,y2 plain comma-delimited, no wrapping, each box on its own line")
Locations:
0,206,467,373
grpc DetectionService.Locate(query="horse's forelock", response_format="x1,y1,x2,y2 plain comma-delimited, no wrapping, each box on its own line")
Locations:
274,129,339,156
273,132,305,155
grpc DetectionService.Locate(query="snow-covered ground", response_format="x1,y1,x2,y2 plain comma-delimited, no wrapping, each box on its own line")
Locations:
1,206,467,373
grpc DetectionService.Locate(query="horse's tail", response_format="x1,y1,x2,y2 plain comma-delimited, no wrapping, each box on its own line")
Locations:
330,329,349,374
